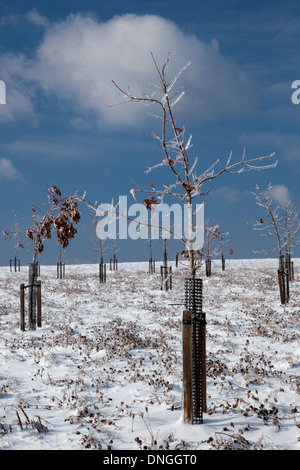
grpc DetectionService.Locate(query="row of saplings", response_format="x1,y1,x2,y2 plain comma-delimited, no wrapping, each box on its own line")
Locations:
14,243,233,333
9,206,295,332
6,184,296,429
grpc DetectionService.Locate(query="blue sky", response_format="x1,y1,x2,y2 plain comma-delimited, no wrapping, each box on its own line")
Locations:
0,0,300,265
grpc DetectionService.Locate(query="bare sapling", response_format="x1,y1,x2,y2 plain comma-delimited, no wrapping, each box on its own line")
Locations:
217,229,233,272
3,212,25,271
141,226,155,273
161,238,171,290
283,203,300,280
90,210,110,282
111,239,118,271
201,222,229,276
91,217,107,264
111,52,276,424
111,52,277,281
251,183,292,304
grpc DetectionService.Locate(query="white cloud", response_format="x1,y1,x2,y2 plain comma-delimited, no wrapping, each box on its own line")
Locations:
269,184,290,207
2,139,88,159
0,13,259,126
211,185,241,203
26,9,49,28
0,53,36,122
0,158,22,180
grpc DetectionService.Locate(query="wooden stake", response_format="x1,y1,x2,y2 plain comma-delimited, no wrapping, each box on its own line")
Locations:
37,281,42,327
20,284,25,331
278,270,285,304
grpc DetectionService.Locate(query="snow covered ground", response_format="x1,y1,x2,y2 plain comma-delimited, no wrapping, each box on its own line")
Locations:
0,258,299,450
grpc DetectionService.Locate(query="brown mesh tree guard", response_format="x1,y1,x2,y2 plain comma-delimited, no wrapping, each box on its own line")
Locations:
110,255,117,271
184,278,207,424
10,257,20,272
285,254,294,282
205,259,211,277
99,263,106,283
22,262,42,331
28,262,38,330
160,265,172,291
20,279,41,331
57,262,65,279
149,258,155,274
221,254,225,271
278,269,289,304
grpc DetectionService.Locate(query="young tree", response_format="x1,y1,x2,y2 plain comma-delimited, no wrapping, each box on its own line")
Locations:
111,52,276,424
251,183,296,303
111,52,276,280
90,214,109,264
3,211,24,271
26,185,81,329
251,183,284,266
202,222,230,276
217,228,233,271
26,185,81,265
283,203,300,279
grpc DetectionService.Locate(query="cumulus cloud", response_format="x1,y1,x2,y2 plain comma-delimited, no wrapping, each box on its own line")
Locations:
269,184,290,207
0,13,259,126
0,158,22,180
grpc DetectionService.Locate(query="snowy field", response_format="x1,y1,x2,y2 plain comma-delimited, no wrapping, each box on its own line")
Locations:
0,258,299,451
